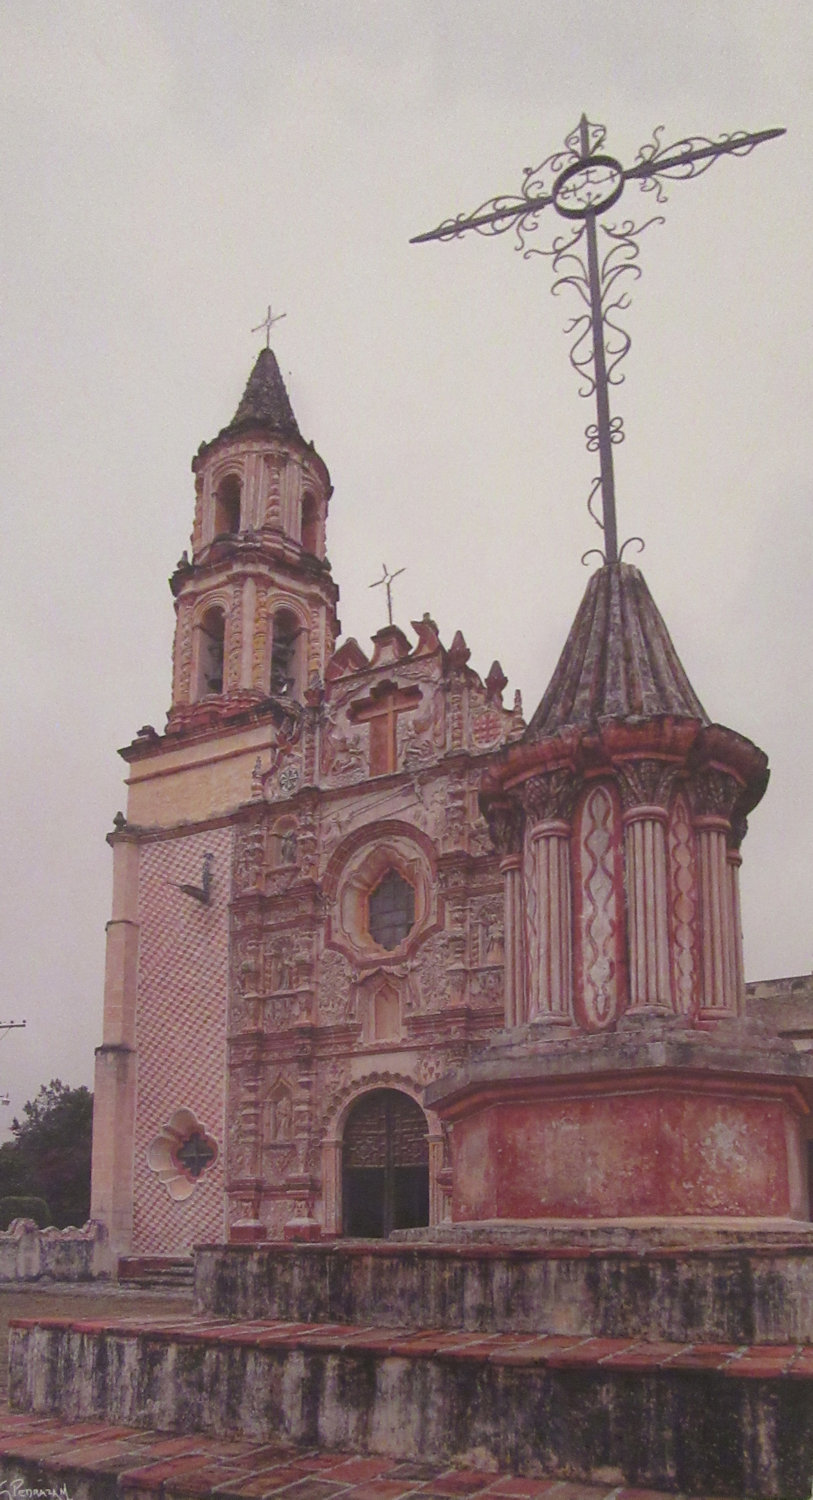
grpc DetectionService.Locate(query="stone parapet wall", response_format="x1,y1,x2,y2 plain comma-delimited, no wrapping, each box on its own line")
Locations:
0,1219,109,1281
747,973,813,1051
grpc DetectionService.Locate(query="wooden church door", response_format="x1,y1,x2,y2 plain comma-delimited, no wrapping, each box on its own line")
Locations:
342,1089,429,1237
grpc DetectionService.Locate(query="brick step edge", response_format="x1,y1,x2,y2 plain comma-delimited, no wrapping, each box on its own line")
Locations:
0,1411,704,1500
10,1314,813,1377
117,1256,194,1291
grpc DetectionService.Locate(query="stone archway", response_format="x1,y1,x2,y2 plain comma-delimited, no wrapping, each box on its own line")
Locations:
342,1088,429,1238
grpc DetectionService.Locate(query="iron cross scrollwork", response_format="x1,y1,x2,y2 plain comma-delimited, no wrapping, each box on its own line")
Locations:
412,115,784,565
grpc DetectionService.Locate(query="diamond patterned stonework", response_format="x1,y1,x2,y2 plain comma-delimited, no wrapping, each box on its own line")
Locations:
132,827,231,1253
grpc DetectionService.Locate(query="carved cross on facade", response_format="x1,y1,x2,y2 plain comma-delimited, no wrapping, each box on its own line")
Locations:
350,681,422,776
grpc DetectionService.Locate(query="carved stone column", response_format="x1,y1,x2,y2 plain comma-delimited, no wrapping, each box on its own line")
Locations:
228,1051,268,1243
226,588,242,694
427,1131,446,1225
90,831,140,1264
615,759,679,1015
240,576,257,690
727,814,748,1016
322,1136,342,1235
264,453,283,528
483,798,526,1027
691,767,742,1022
521,770,577,1028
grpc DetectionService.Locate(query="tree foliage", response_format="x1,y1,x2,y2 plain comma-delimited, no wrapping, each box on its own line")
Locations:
0,1196,51,1230
0,1080,93,1229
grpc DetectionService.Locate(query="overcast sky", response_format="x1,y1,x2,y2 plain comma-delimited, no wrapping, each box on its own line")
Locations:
0,1,810,1137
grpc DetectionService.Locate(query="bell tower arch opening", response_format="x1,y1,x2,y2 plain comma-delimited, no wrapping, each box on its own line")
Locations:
194,607,226,699
270,607,302,698
342,1088,429,1238
214,474,241,537
301,492,319,555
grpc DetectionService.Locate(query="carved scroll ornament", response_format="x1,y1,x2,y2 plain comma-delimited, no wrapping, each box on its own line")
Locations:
690,765,742,822
520,767,578,826
482,796,525,856
614,756,681,815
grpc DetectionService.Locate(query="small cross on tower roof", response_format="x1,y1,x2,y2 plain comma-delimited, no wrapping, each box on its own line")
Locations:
252,302,287,349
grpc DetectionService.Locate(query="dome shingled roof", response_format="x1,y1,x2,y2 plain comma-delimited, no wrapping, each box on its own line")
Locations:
528,562,708,738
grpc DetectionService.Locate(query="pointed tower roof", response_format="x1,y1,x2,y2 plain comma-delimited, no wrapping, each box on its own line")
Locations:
528,562,708,739
224,347,300,440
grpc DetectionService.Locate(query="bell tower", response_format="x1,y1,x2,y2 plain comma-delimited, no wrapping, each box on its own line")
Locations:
91,347,340,1263
167,346,339,735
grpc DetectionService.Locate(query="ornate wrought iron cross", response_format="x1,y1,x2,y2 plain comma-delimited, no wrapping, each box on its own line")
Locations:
412,116,784,564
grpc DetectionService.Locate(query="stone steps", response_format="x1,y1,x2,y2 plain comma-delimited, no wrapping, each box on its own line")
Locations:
7,1313,813,1497
118,1256,194,1292
0,1410,691,1500
194,1238,813,1344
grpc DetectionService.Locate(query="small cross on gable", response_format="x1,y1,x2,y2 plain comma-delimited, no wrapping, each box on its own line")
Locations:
349,680,421,776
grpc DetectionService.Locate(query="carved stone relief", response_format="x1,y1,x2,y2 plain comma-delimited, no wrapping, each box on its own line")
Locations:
690,766,742,822
174,603,193,705
668,793,698,1018
401,686,445,769
615,758,680,814
414,932,452,1012
321,702,366,784
263,992,311,1029
441,778,468,852
473,898,504,966
233,823,266,896
470,967,503,1004
318,947,354,1023
521,768,578,825
469,705,505,750
252,584,269,687
227,588,242,691
577,785,622,1030
483,798,525,857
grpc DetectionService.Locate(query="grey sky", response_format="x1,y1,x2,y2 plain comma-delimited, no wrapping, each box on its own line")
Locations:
1,0,810,1134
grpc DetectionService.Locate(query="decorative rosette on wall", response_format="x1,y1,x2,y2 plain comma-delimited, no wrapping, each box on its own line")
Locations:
146,1108,219,1202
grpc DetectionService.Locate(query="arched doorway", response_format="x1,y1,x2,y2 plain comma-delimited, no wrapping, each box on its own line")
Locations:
342,1089,429,1237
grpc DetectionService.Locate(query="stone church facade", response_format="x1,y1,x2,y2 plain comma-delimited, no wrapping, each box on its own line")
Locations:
90,349,522,1257
90,346,813,1263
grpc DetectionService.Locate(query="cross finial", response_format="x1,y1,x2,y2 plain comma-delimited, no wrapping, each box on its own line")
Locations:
370,563,406,626
252,302,287,349
413,116,784,567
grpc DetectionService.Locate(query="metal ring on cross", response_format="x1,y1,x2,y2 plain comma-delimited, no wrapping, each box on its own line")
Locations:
552,154,625,218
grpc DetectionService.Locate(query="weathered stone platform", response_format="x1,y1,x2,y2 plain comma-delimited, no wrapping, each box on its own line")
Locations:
194,1234,813,1344
7,1233,813,1498
7,1307,813,1497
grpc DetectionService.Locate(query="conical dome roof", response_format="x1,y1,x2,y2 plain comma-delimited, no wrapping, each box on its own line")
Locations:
528,562,708,738
226,347,300,439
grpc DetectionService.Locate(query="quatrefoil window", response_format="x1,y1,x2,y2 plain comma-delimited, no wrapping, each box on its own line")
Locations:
146,1108,219,1201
